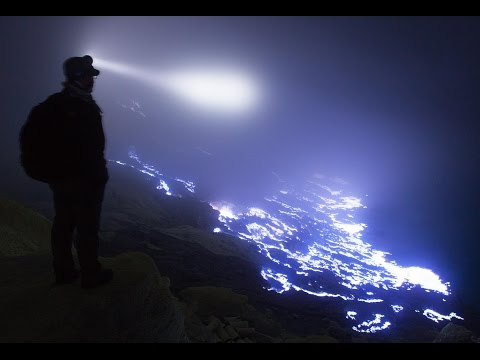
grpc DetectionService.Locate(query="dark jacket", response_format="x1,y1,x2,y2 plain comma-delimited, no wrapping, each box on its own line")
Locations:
24,90,109,185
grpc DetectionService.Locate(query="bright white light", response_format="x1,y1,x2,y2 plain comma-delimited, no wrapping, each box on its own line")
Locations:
247,208,269,219
213,228,222,233
291,285,353,300
140,169,155,177
384,264,450,295
261,269,292,293
346,311,357,320
175,178,196,193
93,57,259,113
156,180,171,196
423,309,464,323
352,314,391,333
331,218,366,236
94,58,148,80
210,203,239,220
392,305,404,313
358,298,384,303
160,70,258,113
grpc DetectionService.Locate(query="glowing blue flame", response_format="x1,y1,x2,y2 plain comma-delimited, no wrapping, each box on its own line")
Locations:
392,305,404,313
353,314,392,333
261,269,292,293
111,150,462,334
175,178,196,193
207,173,459,332
422,309,464,323
156,180,172,196
346,311,357,320
215,204,239,220
358,298,384,303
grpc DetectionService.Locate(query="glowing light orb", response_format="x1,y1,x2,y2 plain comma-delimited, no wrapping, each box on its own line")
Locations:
160,70,258,113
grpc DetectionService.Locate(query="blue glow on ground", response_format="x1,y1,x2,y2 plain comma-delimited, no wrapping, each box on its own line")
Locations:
422,309,464,323
112,149,463,334
352,314,392,333
346,311,357,320
392,305,404,313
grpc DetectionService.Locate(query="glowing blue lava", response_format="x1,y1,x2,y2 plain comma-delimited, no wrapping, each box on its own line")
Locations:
112,148,462,333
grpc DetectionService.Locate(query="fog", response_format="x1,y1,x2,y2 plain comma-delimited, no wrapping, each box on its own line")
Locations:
1,16,479,305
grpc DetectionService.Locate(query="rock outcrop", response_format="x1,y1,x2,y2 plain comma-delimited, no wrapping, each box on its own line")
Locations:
0,197,188,343
0,252,188,342
434,322,474,343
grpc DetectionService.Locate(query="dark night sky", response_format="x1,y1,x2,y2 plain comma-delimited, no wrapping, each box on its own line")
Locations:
1,16,479,306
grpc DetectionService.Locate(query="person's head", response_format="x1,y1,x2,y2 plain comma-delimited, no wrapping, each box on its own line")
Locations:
63,55,100,92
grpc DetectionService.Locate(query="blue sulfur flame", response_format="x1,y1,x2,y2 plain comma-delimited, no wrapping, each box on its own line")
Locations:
112,148,462,333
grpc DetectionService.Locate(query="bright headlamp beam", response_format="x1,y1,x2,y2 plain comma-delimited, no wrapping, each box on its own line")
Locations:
94,58,148,80
93,57,259,113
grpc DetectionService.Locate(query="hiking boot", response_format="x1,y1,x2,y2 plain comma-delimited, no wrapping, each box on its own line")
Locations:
81,268,113,289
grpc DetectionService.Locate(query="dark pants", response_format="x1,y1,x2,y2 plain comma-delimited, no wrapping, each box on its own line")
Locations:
50,181,106,277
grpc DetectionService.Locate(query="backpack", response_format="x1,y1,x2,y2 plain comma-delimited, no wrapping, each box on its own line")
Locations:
19,95,65,183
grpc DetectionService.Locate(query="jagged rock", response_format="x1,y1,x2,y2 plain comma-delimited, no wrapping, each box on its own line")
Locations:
242,304,284,338
224,325,240,340
179,303,216,343
216,326,231,342
179,286,287,342
207,316,223,332
0,252,188,342
212,332,222,343
434,322,474,343
179,286,249,318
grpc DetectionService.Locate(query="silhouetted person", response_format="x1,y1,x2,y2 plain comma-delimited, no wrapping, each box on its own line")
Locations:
20,55,113,289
